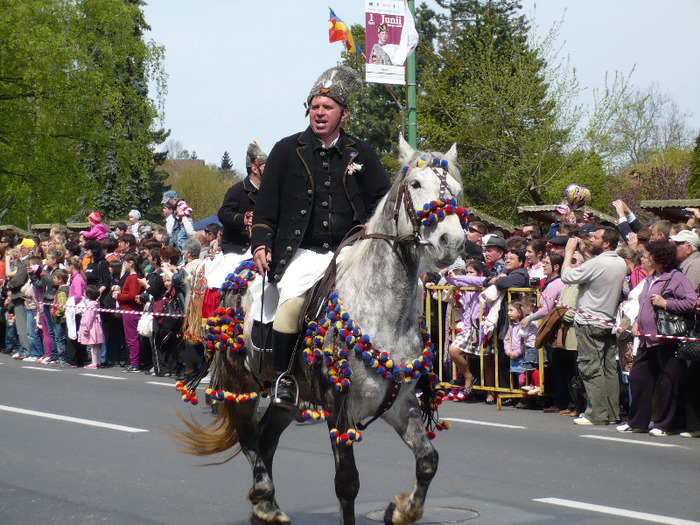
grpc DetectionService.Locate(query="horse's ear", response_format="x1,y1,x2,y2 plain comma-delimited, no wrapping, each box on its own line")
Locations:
445,143,458,166
398,134,414,166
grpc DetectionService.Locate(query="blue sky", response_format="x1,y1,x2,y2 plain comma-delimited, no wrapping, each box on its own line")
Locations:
142,0,700,173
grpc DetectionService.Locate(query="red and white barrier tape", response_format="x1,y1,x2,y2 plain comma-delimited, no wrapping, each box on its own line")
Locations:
557,302,700,342
23,298,185,318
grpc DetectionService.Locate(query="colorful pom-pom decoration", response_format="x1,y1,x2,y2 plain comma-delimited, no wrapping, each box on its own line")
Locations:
415,197,468,230
330,427,363,445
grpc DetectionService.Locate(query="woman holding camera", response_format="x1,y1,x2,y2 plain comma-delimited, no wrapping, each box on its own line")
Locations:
618,240,697,436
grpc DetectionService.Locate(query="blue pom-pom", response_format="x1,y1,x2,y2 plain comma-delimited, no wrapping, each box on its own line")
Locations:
441,159,448,168
432,157,439,165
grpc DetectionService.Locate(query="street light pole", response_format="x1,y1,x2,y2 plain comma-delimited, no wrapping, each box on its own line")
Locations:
406,0,417,148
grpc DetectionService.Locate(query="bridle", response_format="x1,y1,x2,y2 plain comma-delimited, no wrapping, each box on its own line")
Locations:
383,156,466,246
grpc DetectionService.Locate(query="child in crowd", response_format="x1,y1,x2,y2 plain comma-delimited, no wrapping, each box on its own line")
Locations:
104,259,125,365
51,268,69,364
65,256,87,366
81,211,108,241
504,301,525,383
78,284,104,370
444,259,490,401
129,210,142,240
519,296,541,395
24,256,46,363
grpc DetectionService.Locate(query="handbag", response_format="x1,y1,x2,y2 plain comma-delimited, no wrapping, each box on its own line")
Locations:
137,301,153,337
535,305,569,348
677,330,700,361
655,307,694,337
654,271,694,338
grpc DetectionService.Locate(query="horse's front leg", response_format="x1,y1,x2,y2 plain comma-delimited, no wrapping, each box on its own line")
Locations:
257,403,296,475
329,429,360,525
381,395,438,525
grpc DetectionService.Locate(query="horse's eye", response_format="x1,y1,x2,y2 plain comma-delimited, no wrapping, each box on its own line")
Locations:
410,180,421,189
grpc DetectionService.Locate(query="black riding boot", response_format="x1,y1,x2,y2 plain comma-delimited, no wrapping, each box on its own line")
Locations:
272,330,300,410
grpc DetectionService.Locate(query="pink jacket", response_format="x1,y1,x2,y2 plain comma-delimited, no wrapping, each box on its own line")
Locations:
68,272,86,302
81,223,108,241
78,299,104,345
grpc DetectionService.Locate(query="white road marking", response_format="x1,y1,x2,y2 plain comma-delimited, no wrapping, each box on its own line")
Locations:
0,404,148,433
535,497,700,524
79,373,126,380
580,434,681,448
146,381,177,387
21,366,60,372
444,417,526,429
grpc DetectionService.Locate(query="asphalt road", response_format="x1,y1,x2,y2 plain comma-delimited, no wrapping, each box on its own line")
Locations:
1,353,699,525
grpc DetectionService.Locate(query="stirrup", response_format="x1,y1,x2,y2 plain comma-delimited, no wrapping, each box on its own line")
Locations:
273,373,299,410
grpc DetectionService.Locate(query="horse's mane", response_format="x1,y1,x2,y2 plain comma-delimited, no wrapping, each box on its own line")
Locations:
338,148,462,281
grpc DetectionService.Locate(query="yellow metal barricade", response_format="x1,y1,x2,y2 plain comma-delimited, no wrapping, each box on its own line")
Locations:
425,284,549,410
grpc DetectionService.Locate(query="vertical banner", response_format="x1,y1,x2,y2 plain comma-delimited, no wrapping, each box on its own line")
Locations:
365,0,406,85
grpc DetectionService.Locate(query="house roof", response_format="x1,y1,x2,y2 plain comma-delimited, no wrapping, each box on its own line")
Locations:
466,206,517,234
639,199,700,222
517,204,617,225
0,225,30,237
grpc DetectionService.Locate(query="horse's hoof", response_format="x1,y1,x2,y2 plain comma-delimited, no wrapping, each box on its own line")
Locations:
383,493,421,525
383,500,396,524
251,503,291,524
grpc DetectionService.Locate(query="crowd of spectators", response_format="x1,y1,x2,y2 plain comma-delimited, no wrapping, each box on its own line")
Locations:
0,190,221,380
2,194,700,438
428,202,700,438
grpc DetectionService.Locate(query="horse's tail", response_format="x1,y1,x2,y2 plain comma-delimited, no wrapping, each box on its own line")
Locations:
169,353,243,464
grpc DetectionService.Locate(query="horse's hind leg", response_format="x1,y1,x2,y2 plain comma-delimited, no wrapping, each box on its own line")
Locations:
382,400,438,525
235,401,292,524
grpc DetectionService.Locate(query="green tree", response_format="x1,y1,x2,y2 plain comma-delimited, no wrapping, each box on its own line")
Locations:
418,0,573,219
220,151,233,172
686,133,700,198
170,163,243,219
0,0,167,227
78,0,167,221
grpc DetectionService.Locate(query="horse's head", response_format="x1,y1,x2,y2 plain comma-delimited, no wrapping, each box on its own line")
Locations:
373,136,466,268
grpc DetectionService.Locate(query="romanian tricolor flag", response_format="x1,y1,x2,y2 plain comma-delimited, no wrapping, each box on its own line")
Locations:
329,8,361,54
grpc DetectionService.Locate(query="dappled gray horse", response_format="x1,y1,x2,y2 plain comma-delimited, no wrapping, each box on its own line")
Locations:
174,137,466,525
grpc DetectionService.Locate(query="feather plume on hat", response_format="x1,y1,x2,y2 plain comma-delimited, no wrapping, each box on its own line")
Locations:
246,142,268,168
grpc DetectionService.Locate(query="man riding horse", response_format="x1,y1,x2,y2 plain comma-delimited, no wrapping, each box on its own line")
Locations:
251,66,391,409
